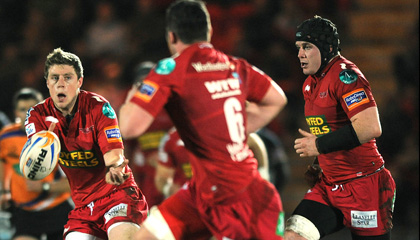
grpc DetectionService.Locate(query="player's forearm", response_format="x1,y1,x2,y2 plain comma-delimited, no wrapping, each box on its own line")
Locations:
49,178,71,193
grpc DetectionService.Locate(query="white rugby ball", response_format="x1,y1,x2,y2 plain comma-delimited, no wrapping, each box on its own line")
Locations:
19,130,61,180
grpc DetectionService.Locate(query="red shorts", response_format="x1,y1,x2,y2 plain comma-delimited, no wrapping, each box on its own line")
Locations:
158,174,284,239
63,187,148,239
303,168,396,236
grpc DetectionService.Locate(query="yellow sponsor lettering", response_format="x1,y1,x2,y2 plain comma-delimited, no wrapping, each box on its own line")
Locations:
309,126,330,136
85,152,94,159
306,117,324,126
70,152,78,160
322,125,330,134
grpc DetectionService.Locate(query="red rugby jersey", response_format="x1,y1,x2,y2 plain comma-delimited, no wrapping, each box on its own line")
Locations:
25,90,137,207
302,56,384,183
130,43,272,203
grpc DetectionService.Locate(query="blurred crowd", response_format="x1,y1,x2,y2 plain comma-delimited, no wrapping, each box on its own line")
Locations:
0,0,417,237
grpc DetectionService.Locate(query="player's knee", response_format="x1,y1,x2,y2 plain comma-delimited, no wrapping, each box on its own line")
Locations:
285,215,320,240
141,206,176,240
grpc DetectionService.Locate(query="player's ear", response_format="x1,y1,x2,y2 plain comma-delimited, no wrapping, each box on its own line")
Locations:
78,77,84,88
168,31,177,44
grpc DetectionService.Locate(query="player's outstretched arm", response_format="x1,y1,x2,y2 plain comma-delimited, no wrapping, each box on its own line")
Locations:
119,89,155,139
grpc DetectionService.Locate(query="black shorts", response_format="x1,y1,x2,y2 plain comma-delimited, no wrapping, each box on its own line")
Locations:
11,200,73,240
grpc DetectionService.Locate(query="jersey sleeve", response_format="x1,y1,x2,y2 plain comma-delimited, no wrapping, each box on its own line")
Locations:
129,71,172,118
24,107,48,138
334,67,377,119
94,100,124,155
243,62,272,103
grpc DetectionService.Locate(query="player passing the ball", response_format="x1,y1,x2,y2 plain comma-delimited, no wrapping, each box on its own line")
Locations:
285,16,396,240
23,48,148,240
119,0,287,239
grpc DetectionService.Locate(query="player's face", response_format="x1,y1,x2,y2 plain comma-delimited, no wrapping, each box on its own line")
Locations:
15,99,38,128
46,64,83,116
296,41,322,75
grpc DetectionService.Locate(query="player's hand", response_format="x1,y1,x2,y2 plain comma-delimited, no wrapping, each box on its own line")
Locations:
304,164,322,188
294,129,320,157
106,159,130,185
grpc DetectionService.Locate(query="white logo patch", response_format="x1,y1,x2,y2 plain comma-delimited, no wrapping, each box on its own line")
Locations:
25,123,36,136
204,78,241,99
192,62,230,72
104,203,128,223
351,210,378,228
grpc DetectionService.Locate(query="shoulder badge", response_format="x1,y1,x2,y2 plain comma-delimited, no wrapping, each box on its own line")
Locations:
156,58,176,75
339,69,358,84
102,102,116,119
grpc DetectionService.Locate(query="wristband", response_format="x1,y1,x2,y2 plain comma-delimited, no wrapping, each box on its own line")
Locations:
315,124,361,154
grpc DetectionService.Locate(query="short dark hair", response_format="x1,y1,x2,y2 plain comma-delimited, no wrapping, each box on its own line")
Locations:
166,0,210,44
12,88,43,110
44,48,84,80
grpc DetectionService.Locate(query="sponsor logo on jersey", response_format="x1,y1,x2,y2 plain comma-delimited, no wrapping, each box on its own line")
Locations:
134,80,159,103
79,125,94,134
339,69,358,84
104,203,128,223
59,150,99,168
204,78,242,99
24,107,34,125
25,123,36,136
104,126,122,143
305,115,331,136
156,58,175,75
191,62,230,72
351,210,378,228
343,88,369,110
102,102,116,119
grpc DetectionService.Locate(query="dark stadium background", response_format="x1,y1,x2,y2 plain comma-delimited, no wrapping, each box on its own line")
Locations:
0,0,417,239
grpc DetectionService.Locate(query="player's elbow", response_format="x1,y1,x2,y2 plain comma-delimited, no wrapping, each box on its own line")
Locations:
371,124,382,139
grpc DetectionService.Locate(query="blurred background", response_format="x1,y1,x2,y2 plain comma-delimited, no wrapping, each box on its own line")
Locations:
0,0,418,239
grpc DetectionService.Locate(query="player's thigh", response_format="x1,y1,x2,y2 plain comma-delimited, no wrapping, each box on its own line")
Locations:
65,231,105,240
108,222,140,240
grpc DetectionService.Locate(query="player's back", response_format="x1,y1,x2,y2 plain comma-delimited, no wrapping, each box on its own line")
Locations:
146,43,272,202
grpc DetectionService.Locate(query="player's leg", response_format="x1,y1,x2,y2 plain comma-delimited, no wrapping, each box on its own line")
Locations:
134,183,212,240
103,187,148,240
65,231,104,240
285,199,344,240
108,222,140,240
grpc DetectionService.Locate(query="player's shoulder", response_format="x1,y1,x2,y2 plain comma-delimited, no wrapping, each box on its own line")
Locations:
329,56,363,85
81,91,117,119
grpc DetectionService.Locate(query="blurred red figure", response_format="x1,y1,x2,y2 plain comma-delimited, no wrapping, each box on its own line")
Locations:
123,61,173,207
